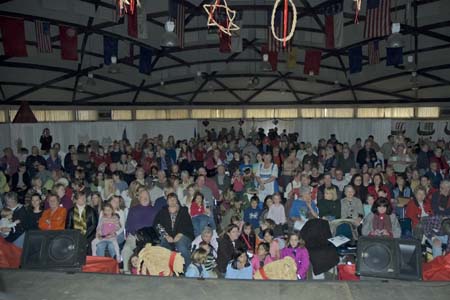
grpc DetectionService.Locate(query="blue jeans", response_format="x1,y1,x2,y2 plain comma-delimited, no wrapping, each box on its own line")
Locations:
160,234,192,272
12,233,25,248
96,240,117,258
192,215,210,237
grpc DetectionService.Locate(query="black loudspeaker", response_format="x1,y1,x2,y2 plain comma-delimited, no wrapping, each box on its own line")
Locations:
21,230,87,271
356,237,422,280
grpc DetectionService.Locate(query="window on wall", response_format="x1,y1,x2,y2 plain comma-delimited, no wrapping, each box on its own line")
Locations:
44,110,74,121
417,107,439,118
356,108,385,118
384,107,414,118
136,110,164,120
111,110,132,120
300,108,353,118
9,109,73,122
245,109,297,119
191,109,243,119
0,111,5,123
274,108,298,118
76,110,98,121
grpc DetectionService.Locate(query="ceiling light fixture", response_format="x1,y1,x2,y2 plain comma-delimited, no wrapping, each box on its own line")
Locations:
108,56,120,74
387,23,403,48
247,76,260,89
85,73,96,87
161,20,178,48
261,54,272,72
194,71,204,85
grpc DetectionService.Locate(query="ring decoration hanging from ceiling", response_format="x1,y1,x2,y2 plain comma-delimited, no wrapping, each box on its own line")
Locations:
354,0,362,24
203,0,240,36
271,0,297,47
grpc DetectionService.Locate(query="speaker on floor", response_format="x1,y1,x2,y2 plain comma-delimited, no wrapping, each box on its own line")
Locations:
356,236,422,280
21,230,87,271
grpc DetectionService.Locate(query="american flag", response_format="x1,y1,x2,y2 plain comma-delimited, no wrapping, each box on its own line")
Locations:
364,0,391,38
175,0,185,49
35,20,53,53
368,40,380,64
268,8,292,52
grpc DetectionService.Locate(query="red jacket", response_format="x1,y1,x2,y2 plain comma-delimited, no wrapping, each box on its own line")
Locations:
405,199,433,228
430,156,449,175
367,184,392,201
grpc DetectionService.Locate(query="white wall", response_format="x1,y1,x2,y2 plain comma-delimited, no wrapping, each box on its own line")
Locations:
3,119,449,152
7,120,197,151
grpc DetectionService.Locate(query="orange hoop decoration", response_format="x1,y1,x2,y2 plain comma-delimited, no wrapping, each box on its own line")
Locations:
203,0,240,36
271,0,297,45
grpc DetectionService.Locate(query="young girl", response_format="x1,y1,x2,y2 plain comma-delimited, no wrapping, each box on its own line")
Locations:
280,232,310,280
239,222,256,254
129,254,140,275
251,242,273,275
185,248,210,278
225,248,253,280
364,195,375,217
183,184,197,208
190,192,209,237
109,195,127,245
0,208,19,238
266,193,286,226
199,241,218,278
91,203,121,261
262,228,280,260
232,169,245,198
362,197,401,238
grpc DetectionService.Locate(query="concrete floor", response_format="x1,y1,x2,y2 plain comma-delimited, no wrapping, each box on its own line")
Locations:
0,270,449,300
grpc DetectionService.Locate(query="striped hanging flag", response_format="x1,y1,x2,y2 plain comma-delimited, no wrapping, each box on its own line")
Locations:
368,40,380,64
35,20,53,53
176,0,185,48
364,0,391,38
323,0,344,49
267,8,292,52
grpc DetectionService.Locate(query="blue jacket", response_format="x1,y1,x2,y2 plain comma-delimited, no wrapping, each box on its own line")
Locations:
243,207,262,229
185,263,210,278
225,263,252,280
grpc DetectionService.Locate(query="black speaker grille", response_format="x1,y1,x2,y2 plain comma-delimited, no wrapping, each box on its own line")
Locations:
362,244,392,272
48,236,76,263
21,230,87,270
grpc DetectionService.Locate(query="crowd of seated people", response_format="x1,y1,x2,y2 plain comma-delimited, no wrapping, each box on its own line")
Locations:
0,126,450,279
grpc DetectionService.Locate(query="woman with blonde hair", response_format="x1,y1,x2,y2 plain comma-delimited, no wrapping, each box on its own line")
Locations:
122,181,145,209
182,183,197,207
100,177,116,201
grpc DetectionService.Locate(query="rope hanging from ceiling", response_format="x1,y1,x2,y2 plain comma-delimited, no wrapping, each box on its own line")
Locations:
270,0,297,47
203,0,240,36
